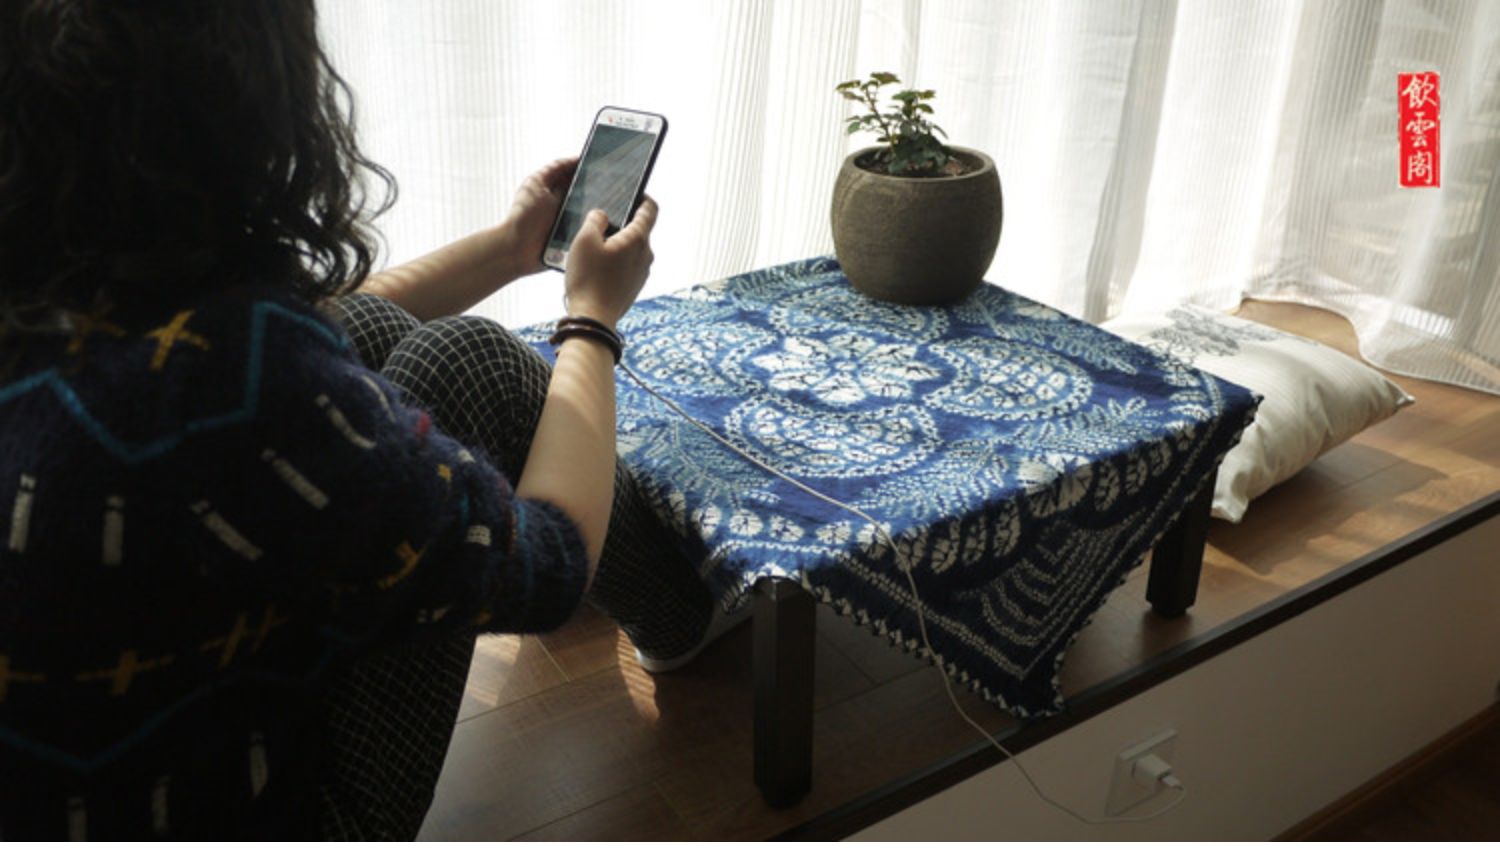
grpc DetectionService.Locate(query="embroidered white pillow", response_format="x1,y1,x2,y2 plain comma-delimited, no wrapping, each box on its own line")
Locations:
1102,305,1414,522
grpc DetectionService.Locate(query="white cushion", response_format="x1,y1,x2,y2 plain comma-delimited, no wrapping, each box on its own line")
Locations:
1102,305,1414,522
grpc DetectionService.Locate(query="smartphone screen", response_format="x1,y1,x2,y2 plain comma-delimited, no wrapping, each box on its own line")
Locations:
544,108,665,270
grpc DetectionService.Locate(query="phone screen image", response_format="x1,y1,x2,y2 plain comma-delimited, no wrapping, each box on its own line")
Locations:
548,123,658,252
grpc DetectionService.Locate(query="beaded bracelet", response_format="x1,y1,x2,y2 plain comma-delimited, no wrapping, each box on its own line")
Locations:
549,316,624,364
556,315,618,337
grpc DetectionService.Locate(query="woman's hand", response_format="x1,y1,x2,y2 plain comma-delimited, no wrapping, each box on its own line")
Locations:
355,157,579,320
562,198,658,328
502,157,579,278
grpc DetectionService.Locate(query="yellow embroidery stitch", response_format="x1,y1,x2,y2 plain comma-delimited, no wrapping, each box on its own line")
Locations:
64,309,125,356
0,654,45,703
146,310,210,371
77,649,175,696
376,542,424,590
250,605,287,653
199,612,251,669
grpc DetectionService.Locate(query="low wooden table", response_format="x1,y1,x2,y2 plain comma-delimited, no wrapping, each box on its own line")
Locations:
524,257,1256,809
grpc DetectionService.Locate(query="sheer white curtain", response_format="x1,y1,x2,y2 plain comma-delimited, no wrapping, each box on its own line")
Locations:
321,0,1500,394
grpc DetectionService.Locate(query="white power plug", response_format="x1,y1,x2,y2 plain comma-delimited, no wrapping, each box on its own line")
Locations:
1106,730,1181,816
1131,751,1183,791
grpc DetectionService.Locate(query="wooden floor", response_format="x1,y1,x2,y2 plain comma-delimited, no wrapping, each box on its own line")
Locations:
1296,707,1500,840
1333,720,1500,841
416,299,1500,841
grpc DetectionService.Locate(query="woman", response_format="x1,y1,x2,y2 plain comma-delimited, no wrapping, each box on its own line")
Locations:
0,0,719,839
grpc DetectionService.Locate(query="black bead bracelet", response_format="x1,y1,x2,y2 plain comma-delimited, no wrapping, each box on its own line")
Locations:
549,316,624,364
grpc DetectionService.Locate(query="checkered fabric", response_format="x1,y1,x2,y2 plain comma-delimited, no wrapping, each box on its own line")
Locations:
317,295,710,840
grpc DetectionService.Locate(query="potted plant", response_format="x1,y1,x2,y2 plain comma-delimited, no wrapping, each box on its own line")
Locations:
831,72,1002,305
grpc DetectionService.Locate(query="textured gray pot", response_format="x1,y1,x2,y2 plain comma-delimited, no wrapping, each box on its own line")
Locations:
830,146,1003,305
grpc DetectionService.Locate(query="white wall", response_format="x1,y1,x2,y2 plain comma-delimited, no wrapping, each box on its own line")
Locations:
851,514,1500,840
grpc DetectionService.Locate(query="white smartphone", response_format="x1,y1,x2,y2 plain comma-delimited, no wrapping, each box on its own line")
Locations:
542,106,668,272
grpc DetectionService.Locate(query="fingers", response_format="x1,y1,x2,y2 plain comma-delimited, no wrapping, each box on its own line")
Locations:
542,156,578,175
574,209,609,246
618,196,658,241
536,157,579,191
562,197,656,326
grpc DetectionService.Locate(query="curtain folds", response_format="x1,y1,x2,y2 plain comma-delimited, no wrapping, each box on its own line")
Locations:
322,0,1500,394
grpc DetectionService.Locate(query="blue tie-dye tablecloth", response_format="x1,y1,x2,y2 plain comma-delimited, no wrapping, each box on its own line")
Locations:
524,257,1258,716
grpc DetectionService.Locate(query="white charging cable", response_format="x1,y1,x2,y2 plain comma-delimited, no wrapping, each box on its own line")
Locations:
620,361,1187,824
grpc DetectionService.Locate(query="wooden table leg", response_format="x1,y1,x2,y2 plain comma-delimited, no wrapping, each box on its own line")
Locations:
753,577,816,808
1147,471,1217,618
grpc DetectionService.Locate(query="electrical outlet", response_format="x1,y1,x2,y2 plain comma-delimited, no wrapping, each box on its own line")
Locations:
1105,729,1178,816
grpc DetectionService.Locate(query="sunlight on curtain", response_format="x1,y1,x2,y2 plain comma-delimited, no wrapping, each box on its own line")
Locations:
321,0,1500,394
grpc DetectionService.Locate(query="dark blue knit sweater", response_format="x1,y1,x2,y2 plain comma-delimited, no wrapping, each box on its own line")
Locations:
0,285,589,838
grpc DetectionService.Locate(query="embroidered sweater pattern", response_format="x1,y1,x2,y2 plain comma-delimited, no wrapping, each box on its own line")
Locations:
0,286,589,838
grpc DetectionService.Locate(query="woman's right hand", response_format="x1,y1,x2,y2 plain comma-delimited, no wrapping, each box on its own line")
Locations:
563,197,658,328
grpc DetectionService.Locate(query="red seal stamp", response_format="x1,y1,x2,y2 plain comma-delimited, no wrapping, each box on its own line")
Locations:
1398,72,1440,187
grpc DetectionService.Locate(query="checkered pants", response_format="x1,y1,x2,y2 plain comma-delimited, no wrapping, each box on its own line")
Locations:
315,294,712,840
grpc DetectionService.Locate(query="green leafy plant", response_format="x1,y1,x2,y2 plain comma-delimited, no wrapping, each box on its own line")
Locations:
836,71,952,176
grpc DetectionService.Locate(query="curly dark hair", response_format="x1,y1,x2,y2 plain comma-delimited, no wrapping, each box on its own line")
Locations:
0,0,395,323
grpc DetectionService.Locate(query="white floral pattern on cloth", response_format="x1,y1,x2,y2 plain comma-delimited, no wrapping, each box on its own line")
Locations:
928,337,1093,422
628,321,776,397
519,256,1260,718
770,276,950,341
751,333,942,406
725,397,940,478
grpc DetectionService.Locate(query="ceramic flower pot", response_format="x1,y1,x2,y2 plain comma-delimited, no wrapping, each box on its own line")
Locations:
830,146,1003,305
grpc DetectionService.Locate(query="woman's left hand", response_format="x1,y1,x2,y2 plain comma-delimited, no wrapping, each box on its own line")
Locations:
502,157,578,278
355,156,579,320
